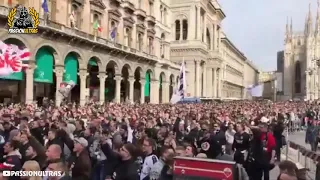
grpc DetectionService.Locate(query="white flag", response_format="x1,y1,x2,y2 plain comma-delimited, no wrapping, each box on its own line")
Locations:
247,84,264,97
170,59,186,104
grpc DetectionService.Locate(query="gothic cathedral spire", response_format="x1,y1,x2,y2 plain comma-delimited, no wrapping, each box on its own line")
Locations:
315,0,320,34
305,1,313,36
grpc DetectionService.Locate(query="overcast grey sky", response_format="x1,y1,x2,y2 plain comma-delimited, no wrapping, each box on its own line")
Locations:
219,0,316,71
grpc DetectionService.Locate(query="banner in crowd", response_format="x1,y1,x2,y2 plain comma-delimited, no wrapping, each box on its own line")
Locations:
170,59,186,104
0,40,30,77
247,84,263,97
58,81,75,98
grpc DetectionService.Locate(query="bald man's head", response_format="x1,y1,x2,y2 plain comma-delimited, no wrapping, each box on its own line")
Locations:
46,144,62,161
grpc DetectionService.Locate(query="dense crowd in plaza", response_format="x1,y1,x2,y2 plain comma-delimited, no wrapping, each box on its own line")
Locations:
0,100,315,180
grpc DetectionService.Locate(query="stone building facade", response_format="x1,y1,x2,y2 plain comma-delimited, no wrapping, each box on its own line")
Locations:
0,0,181,105
281,2,320,101
169,0,259,100
0,0,259,105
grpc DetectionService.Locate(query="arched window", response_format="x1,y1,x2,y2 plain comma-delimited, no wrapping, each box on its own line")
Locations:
138,33,143,51
206,28,211,49
148,37,154,55
93,13,99,23
124,28,131,47
160,33,165,58
175,20,180,40
182,19,188,40
295,61,301,93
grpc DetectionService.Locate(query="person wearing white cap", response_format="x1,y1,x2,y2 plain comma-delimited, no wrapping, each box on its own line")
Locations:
68,137,91,179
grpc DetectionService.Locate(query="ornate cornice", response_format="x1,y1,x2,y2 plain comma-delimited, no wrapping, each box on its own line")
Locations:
90,0,106,9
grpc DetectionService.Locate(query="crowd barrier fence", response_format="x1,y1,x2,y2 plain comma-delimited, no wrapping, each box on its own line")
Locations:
283,141,318,179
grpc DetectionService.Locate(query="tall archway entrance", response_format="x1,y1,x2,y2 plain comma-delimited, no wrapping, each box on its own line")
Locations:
34,46,56,106
121,65,130,102
144,70,152,103
105,61,117,102
134,67,142,102
169,74,174,101
0,38,26,103
64,52,80,102
87,58,100,101
159,72,165,103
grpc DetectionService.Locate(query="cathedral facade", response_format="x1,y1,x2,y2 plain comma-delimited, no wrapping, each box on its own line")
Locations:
281,3,320,100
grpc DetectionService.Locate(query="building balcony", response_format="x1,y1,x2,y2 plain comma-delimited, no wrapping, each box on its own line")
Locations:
134,9,147,19
121,0,135,12
146,15,156,25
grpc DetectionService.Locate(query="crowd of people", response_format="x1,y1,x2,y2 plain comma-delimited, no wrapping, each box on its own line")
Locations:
0,100,313,180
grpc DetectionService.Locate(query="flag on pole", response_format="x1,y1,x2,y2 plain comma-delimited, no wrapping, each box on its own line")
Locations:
170,59,186,104
110,27,117,40
247,84,264,97
93,20,102,32
42,0,49,13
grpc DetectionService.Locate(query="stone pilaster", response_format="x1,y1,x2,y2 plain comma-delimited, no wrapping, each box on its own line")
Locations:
202,63,207,97
78,70,88,106
213,68,217,97
54,66,64,106
140,79,145,103
217,69,222,98
206,67,213,97
213,24,218,50
188,4,196,40
195,60,201,97
196,6,201,40
114,75,122,103
203,14,207,44
98,73,107,104
162,81,169,103
128,76,135,103
25,68,34,104
150,79,159,104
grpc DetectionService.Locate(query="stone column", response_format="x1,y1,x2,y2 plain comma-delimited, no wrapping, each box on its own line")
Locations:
202,63,207,97
210,26,214,50
188,4,196,40
196,6,201,40
118,8,124,44
98,73,106,104
54,66,64,106
206,67,213,97
213,24,218,50
25,68,34,104
195,60,201,97
162,81,169,103
179,18,183,41
203,14,207,44
140,79,145,103
150,79,159,104
217,69,222,98
128,76,135,103
213,68,217,97
78,70,88,106
217,28,221,51
114,75,122,103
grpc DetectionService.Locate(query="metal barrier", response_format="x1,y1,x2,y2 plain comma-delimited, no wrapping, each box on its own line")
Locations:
282,141,318,179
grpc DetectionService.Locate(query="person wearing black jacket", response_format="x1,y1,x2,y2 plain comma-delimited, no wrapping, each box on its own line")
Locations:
198,130,222,159
106,143,140,180
68,137,91,180
46,129,64,151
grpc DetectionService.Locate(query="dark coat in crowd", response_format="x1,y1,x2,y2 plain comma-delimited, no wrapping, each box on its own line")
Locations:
112,159,140,180
68,149,91,180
